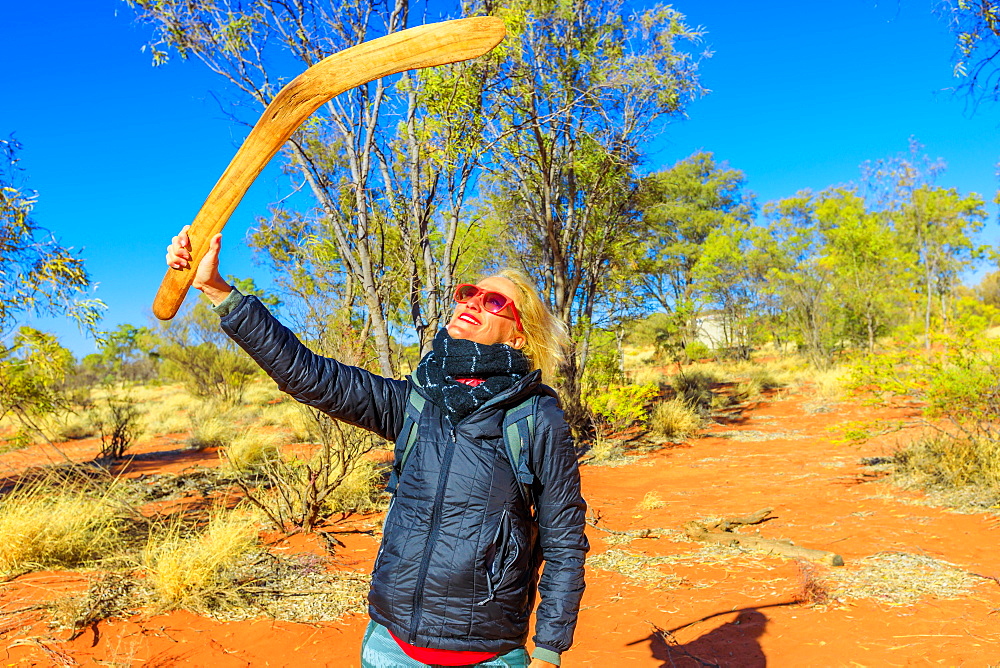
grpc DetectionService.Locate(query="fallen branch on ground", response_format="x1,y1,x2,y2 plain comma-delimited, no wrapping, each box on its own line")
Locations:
684,508,844,567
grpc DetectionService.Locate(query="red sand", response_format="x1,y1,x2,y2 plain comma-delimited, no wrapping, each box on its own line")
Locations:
2,392,999,666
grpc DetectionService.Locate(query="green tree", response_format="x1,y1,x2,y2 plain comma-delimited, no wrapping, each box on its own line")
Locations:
941,0,1000,108
815,189,910,351
896,185,988,346
130,0,506,373
155,297,260,404
692,219,772,357
0,137,104,337
638,151,755,344
485,0,704,425
0,327,75,447
976,269,1000,306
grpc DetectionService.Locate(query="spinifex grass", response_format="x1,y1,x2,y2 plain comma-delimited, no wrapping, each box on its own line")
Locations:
648,398,700,439
142,507,260,612
0,474,125,573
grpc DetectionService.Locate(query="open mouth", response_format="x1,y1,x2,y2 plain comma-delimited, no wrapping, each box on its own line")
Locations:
458,313,481,326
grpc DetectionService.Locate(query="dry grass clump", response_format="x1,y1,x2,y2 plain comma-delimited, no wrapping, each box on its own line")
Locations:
221,429,283,473
186,402,241,449
142,387,195,436
324,457,386,514
797,366,846,412
0,477,124,573
892,433,1000,508
585,435,629,467
670,369,719,411
648,399,700,439
54,411,98,440
239,381,285,407
256,401,313,442
142,508,260,612
731,378,762,403
628,365,668,387
587,548,685,588
821,552,981,605
636,491,665,510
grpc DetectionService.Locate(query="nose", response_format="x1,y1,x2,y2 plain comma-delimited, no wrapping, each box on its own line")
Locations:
464,293,484,311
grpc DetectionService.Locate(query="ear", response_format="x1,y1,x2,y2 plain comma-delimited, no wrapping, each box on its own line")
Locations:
505,332,526,350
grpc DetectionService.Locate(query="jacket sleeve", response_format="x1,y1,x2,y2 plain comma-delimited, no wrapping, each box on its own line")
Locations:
218,293,408,442
530,396,589,660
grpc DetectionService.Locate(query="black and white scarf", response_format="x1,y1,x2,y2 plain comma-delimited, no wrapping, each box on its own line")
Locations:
414,328,530,423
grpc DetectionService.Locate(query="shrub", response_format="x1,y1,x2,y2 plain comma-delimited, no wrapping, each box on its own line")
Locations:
850,334,1000,505
0,476,123,573
142,508,259,611
684,341,711,362
239,413,379,532
221,429,282,473
892,434,1000,506
648,399,700,439
93,393,143,460
585,384,659,429
671,370,720,411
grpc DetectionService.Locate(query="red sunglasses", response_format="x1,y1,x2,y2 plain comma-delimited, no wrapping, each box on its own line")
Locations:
453,284,524,331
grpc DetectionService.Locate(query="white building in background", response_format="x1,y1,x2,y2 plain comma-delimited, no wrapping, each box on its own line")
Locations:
693,311,727,349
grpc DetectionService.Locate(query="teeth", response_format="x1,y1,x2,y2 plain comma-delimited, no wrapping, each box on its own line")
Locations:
460,313,479,325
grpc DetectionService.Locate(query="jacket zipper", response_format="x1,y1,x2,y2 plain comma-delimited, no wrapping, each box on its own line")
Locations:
401,375,539,642
478,507,520,605
407,426,458,643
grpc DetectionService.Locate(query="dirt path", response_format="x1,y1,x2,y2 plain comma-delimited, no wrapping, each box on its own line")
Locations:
2,391,999,666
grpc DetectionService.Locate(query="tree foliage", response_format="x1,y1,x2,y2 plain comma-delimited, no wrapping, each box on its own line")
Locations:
638,152,755,344
0,327,76,447
942,0,1000,108
485,0,705,423
0,137,104,338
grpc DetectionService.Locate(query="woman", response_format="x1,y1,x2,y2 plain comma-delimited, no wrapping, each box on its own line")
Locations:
166,229,588,667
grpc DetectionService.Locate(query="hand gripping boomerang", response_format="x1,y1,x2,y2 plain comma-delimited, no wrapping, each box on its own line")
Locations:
152,17,506,320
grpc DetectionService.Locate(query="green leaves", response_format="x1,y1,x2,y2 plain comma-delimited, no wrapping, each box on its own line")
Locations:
0,137,105,338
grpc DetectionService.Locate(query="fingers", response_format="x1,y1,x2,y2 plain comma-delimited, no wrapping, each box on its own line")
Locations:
166,225,194,270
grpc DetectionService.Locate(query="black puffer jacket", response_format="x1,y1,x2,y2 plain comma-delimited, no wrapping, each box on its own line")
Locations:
219,295,588,657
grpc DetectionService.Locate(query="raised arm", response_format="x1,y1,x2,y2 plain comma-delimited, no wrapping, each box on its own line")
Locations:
164,229,407,440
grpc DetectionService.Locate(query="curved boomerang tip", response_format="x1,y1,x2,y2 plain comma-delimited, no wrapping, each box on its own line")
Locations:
153,17,508,320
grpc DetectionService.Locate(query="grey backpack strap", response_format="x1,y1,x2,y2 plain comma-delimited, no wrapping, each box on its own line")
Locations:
386,386,426,495
502,394,539,508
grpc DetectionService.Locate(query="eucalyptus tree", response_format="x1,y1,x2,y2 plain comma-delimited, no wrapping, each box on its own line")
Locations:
0,137,104,338
637,151,755,344
128,0,504,373
941,0,1000,108
896,185,988,346
482,0,705,423
814,189,909,352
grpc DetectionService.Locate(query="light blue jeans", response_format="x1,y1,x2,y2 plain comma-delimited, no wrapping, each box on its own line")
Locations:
360,620,530,668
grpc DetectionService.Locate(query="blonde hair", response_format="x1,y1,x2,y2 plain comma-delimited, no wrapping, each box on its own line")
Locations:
493,268,569,383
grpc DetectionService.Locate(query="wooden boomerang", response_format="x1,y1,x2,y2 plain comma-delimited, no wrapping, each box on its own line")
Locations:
153,16,506,320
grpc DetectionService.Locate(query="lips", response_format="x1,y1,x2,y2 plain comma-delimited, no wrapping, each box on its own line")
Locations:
458,312,481,325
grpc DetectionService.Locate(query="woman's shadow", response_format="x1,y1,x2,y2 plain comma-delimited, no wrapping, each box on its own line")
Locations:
633,608,768,668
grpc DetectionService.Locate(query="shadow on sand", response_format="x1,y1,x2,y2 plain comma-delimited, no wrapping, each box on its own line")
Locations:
630,606,787,667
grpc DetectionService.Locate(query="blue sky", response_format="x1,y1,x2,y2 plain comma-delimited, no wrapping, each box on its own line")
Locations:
2,0,999,356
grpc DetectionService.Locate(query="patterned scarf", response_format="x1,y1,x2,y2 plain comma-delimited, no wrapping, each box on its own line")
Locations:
414,328,530,423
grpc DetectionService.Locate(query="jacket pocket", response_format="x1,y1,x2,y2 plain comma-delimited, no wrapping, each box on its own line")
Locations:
372,498,396,575
478,505,521,605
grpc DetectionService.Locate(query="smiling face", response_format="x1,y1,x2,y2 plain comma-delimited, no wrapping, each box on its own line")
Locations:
446,276,526,348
